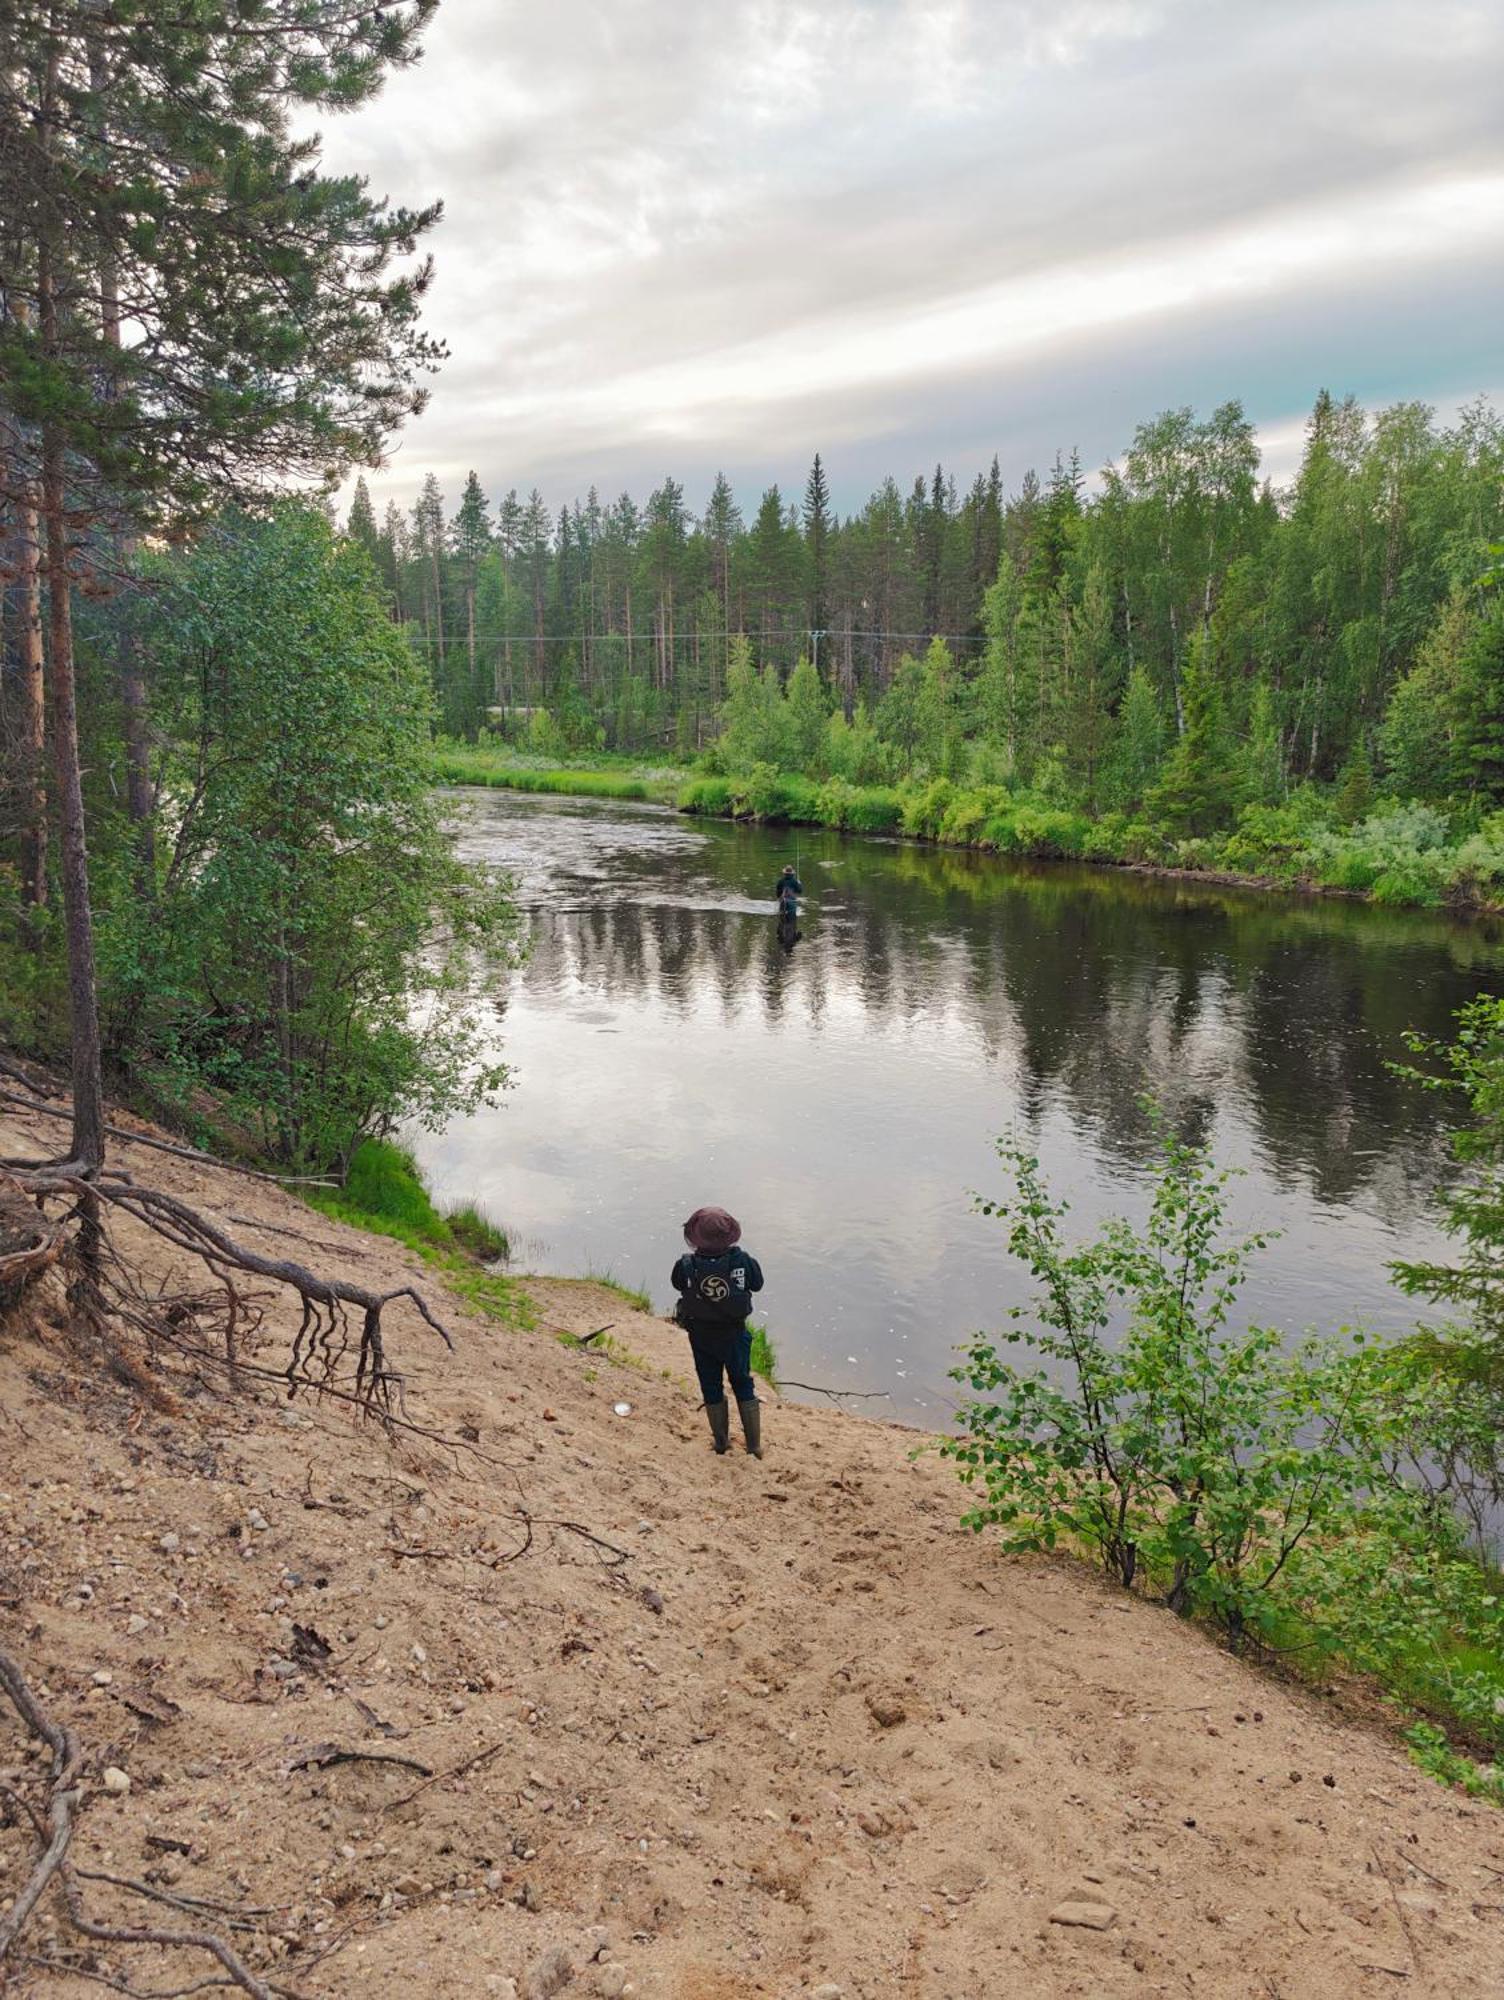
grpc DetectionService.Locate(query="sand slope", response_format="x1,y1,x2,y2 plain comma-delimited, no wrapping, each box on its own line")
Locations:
2,1106,1501,1999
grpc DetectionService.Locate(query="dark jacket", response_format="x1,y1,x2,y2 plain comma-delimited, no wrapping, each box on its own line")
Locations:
671,1247,764,1325
774,873,803,903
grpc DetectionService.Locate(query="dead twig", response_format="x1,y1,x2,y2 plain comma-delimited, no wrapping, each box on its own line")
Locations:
0,1646,84,1958
1372,1842,1424,1975
776,1379,892,1403
17,1953,248,1996
382,1737,509,1812
70,1867,278,1932
287,1743,432,1778
1395,1846,1452,1891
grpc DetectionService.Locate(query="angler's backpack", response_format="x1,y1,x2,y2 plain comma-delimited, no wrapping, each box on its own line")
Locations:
676,1251,753,1326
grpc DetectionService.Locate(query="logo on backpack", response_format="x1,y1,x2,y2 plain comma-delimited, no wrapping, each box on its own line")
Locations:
678,1253,750,1325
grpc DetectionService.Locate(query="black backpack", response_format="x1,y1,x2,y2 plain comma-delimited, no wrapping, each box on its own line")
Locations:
676,1250,753,1326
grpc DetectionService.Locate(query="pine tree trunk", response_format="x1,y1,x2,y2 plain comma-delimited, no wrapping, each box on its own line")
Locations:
92,37,155,898
14,469,48,915
42,427,106,1173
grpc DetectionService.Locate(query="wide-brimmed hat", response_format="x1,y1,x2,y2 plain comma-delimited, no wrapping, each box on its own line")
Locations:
683,1205,741,1252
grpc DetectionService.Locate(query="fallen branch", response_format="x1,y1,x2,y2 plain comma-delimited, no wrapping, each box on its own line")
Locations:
0,1647,83,1957
0,1089,335,1186
71,1867,278,1933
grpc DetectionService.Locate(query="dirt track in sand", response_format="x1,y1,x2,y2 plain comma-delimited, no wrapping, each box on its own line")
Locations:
1,1099,1502,1999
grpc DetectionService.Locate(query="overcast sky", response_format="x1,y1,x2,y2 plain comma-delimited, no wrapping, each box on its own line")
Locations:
325,0,1504,518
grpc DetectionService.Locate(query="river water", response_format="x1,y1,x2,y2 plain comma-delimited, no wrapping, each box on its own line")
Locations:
415,788,1504,1424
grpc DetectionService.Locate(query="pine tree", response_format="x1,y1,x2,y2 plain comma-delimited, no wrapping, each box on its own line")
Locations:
1107,666,1168,814
1243,679,1287,807
347,476,381,563
451,471,494,730
0,0,441,1170
804,453,831,649
703,471,742,681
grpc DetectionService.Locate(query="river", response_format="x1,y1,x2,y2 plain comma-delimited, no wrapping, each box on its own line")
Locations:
414,788,1504,1424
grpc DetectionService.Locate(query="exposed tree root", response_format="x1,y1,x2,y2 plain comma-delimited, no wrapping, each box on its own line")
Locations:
0,1154,452,1421
0,1185,63,1310
0,1648,307,1998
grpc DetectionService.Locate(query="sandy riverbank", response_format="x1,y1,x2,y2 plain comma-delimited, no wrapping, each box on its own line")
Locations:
2,1099,1501,1998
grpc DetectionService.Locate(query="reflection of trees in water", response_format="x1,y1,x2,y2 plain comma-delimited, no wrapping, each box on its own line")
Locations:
513,837,1503,1219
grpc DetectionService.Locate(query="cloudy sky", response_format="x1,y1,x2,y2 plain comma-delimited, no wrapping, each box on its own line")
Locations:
325,0,1504,517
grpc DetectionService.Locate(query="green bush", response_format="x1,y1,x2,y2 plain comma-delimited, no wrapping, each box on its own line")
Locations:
898,777,956,839
1449,812,1504,903
943,1127,1393,1645
938,786,1009,847
727,763,821,823
841,785,904,832
944,1101,1504,1788
677,774,735,816
1307,801,1454,902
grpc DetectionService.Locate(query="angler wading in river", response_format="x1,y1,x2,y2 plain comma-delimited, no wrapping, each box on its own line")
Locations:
671,1205,765,1458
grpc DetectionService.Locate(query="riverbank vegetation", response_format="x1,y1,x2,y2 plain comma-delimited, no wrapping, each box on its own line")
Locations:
944,997,1504,1798
430,739,681,802
2,508,518,1175
303,1137,532,1332
391,397,1504,910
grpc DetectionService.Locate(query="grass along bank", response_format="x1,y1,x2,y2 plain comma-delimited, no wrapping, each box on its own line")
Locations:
304,1137,535,1331
678,768,1504,913
430,738,683,804
430,743,1504,915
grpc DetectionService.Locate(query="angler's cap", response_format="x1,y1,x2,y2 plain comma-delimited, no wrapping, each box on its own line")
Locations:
684,1205,741,1252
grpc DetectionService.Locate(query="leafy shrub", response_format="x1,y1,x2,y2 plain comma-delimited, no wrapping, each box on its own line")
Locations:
841,786,903,833
938,786,1010,847
677,774,735,816
728,763,820,822
1307,801,1455,904
1008,805,1092,858
1450,813,1504,903
943,1127,1393,1646
1219,792,1334,876
898,777,956,839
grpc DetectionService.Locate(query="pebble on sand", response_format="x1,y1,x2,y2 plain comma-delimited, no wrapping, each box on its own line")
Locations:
1048,1897,1118,1930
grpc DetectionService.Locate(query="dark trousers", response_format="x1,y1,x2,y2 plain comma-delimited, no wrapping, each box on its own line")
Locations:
686,1323,756,1407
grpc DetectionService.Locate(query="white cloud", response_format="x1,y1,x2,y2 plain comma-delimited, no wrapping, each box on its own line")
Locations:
319,0,1504,510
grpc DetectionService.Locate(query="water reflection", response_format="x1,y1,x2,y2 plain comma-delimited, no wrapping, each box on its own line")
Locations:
429,791,1504,1419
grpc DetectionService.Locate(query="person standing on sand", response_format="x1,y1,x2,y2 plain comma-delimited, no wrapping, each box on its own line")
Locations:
671,1206,765,1458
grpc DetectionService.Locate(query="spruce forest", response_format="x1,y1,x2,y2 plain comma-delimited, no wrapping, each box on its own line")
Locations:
372,395,1504,902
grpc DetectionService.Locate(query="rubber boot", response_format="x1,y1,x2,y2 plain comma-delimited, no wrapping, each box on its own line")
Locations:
737,1397,763,1459
706,1400,731,1454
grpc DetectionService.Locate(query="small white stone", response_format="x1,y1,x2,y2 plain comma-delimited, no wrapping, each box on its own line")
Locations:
126,1614,148,1636
102,1766,131,1796
159,1533,180,1554
92,1669,113,1686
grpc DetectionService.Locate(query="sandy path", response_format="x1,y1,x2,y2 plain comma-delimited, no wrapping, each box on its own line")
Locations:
1,1102,1501,1999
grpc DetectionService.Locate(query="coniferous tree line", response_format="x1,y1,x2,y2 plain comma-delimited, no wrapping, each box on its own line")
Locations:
363,395,1504,823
